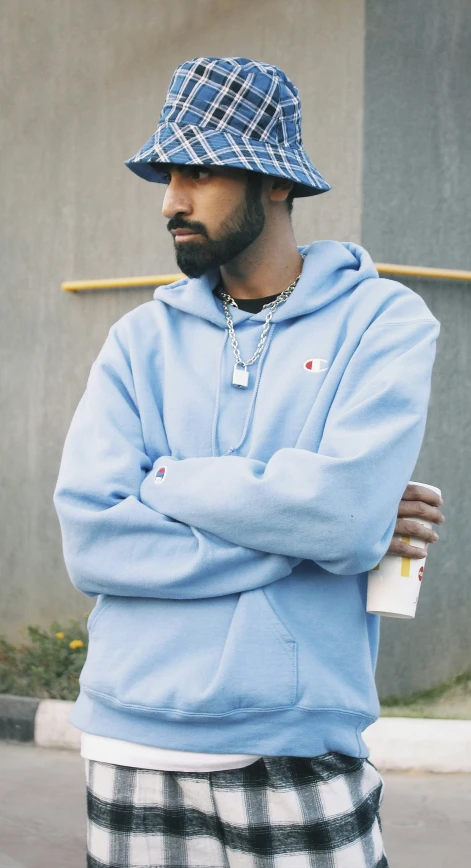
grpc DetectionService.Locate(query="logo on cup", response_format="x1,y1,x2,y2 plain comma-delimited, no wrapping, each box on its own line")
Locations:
418,565,424,582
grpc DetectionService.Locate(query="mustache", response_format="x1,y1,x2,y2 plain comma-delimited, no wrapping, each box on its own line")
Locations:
167,216,208,238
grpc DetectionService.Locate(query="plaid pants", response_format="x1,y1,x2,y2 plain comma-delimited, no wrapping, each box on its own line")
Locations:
86,753,388,868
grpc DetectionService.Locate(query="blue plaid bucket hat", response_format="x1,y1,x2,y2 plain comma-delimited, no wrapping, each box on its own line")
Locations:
125,57,331,197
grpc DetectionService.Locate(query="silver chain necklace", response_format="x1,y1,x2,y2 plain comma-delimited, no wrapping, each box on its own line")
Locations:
218,258,305,389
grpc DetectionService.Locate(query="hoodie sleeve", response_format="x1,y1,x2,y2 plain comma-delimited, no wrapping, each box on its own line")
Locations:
53,326,300,600
150,317,440,575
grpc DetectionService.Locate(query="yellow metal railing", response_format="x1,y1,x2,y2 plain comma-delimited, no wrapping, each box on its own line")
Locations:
375,263,471,281
61,263,471,292
61,274,182,292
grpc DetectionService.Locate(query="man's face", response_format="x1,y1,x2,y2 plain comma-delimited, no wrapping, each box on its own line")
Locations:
161,165,265,277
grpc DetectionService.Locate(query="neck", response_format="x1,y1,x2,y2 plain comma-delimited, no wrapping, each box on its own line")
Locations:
219,221,302,300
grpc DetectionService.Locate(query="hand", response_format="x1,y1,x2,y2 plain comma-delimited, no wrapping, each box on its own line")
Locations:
387,482,445,559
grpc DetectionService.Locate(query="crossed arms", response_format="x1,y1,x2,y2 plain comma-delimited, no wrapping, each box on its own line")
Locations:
54,315,439,599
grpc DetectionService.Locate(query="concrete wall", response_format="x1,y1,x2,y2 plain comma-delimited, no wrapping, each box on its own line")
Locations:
0,1,366,637
3,0,467,700
363,0,471,696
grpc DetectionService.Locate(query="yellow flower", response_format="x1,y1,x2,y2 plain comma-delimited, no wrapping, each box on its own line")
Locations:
55,632,65,639
69,639,84,649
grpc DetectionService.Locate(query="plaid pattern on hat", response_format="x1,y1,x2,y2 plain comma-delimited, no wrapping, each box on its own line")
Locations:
125,57,331,197
85,753,388,867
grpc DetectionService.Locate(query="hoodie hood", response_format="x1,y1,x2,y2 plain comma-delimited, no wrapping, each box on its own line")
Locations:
151,241,381,459
152,241,379,326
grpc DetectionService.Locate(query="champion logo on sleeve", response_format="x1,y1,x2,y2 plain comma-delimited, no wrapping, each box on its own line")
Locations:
304,358,329,372
154,466,167,484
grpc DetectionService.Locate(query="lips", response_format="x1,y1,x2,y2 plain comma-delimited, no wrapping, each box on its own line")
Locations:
171,229,200,241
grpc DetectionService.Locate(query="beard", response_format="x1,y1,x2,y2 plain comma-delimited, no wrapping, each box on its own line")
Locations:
168,180,265,278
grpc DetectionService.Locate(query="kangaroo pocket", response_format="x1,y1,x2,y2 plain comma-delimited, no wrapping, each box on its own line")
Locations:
81,588,298,714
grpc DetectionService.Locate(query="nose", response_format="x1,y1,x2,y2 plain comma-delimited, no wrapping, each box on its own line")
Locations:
162,175,192,220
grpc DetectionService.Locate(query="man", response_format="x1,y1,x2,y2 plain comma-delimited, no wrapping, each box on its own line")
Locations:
54,57,444,868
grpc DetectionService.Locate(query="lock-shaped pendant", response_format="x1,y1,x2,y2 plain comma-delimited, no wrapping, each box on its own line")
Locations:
232,362,249,388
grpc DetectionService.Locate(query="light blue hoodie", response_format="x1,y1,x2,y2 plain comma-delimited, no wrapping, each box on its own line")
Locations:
54,241,439,758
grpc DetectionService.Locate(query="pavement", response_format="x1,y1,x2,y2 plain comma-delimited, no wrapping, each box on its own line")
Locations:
0,742,470,868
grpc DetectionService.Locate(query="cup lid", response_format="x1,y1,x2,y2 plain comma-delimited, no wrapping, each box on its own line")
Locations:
409,481,442,496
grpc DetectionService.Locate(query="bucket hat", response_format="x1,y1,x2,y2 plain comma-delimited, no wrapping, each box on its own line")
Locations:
125,56,331,197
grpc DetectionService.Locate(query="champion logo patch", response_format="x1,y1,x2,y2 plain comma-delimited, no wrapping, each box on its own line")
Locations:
304,358,328,373
154,466,167,484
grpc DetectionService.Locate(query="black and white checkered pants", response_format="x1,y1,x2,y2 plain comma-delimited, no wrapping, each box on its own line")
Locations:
86,753,388,867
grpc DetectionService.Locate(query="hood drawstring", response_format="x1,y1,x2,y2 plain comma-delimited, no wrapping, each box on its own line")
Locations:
211,330,228,458
211,323,276,458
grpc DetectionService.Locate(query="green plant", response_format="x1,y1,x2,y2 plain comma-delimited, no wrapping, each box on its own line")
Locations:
380,670,471,719
0,618,88,701
380,670,471,707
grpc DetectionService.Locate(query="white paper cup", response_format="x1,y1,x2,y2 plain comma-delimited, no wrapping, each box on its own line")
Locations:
366,482,441,618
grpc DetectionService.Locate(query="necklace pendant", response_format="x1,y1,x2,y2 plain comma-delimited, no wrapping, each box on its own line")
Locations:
232,363,249,388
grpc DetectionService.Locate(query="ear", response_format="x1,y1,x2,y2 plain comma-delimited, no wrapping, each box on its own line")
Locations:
266,177,294,203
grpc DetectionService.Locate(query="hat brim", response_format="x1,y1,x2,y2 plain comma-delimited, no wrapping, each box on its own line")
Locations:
125,123,331,198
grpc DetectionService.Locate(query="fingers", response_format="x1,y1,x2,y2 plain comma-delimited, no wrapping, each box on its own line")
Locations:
394,518,439,543
390,483,445,560
397,499,445,525
387,537,429,559
402,482,444,507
